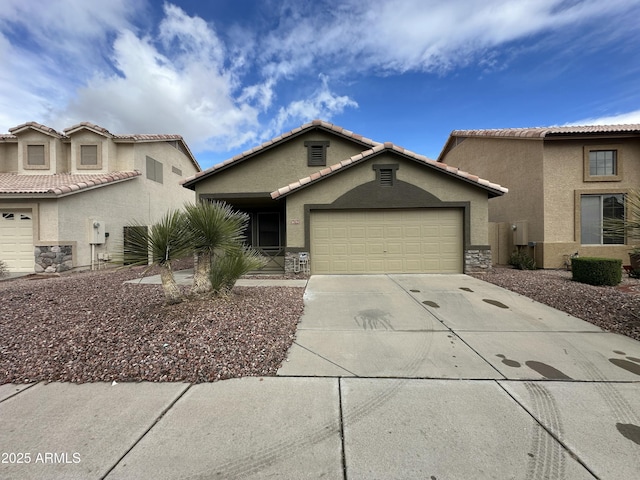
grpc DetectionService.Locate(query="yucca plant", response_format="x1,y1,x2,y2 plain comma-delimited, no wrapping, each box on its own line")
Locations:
209,246,268,293
184,201,249,295
604,189,640,256
123,209,193,304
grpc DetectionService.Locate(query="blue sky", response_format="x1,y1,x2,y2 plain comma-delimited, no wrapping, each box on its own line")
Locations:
1,0,639,170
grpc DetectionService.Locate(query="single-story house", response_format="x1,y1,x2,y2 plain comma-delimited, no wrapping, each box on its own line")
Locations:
437,124,640,268
0,121,200,273
182,120,507,275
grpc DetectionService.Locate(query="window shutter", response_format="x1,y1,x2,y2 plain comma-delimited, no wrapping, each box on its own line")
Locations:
27,145,45,165
81,145,98,165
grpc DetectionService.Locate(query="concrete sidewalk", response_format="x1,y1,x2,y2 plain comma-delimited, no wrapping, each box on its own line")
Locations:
124,268,309,287
1,274,639,479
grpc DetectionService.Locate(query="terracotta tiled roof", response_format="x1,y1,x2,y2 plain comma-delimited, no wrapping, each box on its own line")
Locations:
270,141,508,199
450,124,640,138
182,119,382,187
9,121,65,138
64,122,114,137
0,171,141,197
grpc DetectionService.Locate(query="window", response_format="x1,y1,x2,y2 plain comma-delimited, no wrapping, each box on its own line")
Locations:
590,150,616,176
584,146,622,181
146,156,163,184
257,212,281,247
373,164,398,186
580,194,624,244
305,141,329,166
80,145,99,167
24,144,49,169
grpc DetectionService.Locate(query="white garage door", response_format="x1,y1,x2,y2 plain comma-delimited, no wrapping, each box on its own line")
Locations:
310,209,463,274
0,209,34,272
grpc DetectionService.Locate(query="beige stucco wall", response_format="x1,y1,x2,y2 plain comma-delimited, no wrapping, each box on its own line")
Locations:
194,130,373,196
134,141,197,188
15,131,67,174
0,142,19,172
542,138,640,267
284,153,490,249
441,137,544,241
56,178,144,267
67,131,116,173
443,135,640,268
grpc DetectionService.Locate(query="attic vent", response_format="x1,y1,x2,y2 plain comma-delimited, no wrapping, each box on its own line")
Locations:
379,169,393,186
373,164,398,187
304,140,330,166
310,145,323,162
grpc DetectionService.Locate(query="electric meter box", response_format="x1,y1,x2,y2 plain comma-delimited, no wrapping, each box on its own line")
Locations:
89,219,106,244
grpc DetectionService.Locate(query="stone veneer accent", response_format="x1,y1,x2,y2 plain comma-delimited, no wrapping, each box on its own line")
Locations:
285,249,491,274
464,248,492,273
285,251,311,274
34,245,73,273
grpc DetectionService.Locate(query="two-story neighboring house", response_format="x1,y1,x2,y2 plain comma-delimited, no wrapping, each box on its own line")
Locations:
183,120,507,275
0,121,200,274
437,125,640,268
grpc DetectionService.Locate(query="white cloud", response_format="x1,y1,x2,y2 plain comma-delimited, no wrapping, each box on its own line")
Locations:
61,15,261,153
262,0,640,75
1,0,639,165
267,75,358,138
567,110,640,126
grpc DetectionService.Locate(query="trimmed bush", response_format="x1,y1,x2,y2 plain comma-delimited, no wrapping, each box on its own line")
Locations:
508,251,536,270
571,257,622,286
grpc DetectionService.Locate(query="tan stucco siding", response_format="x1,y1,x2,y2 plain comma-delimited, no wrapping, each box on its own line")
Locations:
398,160,489,246
442,137,544,242
134,142,197,187
0,143,19,172
16,130,67,174
67,131,115,173
55,176,194,268
542,138,640,267
285,154,490,249
194,131,373,196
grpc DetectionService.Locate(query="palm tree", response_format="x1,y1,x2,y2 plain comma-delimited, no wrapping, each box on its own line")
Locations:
124,209,193,304
184,201,249,294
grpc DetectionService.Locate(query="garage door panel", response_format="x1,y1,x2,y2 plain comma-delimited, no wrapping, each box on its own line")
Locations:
310,209,463,274
0,209,34,272
350,243,366,255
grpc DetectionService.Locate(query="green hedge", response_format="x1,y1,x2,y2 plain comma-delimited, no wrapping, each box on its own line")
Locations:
571,257,622,286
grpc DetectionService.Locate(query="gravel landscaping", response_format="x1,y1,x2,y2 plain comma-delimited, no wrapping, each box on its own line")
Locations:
0,266,304,384
470,267,640,341
1,265,639,385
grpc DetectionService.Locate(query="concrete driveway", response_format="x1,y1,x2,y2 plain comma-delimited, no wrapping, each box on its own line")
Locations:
1,274,639,479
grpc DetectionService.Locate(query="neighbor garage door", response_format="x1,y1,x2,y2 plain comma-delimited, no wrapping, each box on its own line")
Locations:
0,209,34,272
310,209,463,274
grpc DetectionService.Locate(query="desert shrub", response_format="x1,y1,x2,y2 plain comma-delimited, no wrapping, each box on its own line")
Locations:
508,251,536,270
0,259,8,278
572,257,622,286
209,247,268,293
